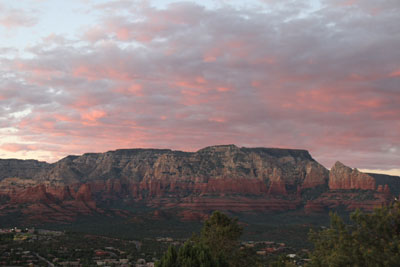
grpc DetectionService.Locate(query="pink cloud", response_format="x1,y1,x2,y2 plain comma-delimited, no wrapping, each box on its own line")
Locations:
283,88,385,114
113,84,143,96
83,26,107,43
208,117,226,123
72,62,134,82
0,143,36,152
0,11,37,28
70,94,103,109
203,56,217,62
53,114,75,123
73,65,100,81
196,76,207,84
338,0,358,7
216,87,231,92
81,110,107,122
1,1,399,172
389,69,400,77
114,27,130,40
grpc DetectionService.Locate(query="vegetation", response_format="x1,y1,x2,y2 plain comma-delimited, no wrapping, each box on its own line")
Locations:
198,211,242,262
300,185,329,201
156,211,261,267
156,241,227,267
269,255,297,267
309,203,400,267
0,230,164,265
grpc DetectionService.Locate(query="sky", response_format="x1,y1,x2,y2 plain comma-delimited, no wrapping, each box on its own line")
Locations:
0,0,399,175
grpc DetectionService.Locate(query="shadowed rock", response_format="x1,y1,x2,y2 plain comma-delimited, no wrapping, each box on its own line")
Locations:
0,145,396,222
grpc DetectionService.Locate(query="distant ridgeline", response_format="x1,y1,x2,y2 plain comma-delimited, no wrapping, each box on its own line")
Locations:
0,145,398,223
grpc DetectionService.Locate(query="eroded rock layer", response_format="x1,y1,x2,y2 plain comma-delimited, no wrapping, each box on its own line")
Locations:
329,161,376,190
0,145,396,223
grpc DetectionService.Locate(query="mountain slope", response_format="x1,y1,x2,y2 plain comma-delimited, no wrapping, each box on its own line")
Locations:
0,145,396,223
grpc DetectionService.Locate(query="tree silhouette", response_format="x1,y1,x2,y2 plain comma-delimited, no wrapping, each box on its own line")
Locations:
309,203,400,267
156,211,246,267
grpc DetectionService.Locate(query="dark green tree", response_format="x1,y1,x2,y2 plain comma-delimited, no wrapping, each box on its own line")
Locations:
309,203,400,267
269,255,297,267
156,211,256,267
199,210,243,263
156,245,178,267
155,241,227,267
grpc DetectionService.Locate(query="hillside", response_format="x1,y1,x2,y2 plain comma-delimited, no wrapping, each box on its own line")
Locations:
0,145,396,224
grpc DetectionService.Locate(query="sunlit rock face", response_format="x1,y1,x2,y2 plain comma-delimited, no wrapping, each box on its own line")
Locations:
304,162,394,213
0,145,396,223
329,161,376,190
21,145,327,187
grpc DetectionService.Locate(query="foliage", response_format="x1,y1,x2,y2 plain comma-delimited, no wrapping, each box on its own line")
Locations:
156,211,261,267
233,247,263,267
309,203,400,267
300,185,329,201
0,231,143,265
199,211,243,262
269,255,297,267
156,245,178,267
156,241,227,267
0,233,14,242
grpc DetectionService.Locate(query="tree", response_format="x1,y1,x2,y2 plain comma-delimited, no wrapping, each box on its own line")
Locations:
269,255,297,267
156,245,178,267
155,240,228,267
156,211,248,267
199,210,243,263
309,203,400,267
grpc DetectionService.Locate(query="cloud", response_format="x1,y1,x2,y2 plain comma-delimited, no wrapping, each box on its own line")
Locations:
0,5,38,28
0,143,36,152
0,1,399,172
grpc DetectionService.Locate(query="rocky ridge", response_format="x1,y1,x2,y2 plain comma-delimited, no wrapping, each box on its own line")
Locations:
0,145,396,223
329,161,376,190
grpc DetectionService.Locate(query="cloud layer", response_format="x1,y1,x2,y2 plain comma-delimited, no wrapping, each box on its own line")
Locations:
0,0,399,171
0,4,38,28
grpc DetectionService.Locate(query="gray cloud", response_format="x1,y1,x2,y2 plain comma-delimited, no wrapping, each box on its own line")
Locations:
0,4,38,28
0,1,399,170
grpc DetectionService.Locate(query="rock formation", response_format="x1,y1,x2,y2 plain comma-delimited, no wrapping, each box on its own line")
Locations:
0,145,397,223
0,159,49,180
304,161,394,213
329,161,375,190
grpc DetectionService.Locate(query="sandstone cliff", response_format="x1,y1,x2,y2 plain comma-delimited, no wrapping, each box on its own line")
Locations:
30,145,328,187
0,145,396,223
0,159,50,181
0,145,329,195
329,161,376,190
304,161,393,213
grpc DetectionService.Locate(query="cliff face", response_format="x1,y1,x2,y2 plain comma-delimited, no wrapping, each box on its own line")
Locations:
1,145,328,197
29,145,327,187
0,159,50,181
329,161,376,190
0,145,396,223
304,161,393,213
368,173,400,197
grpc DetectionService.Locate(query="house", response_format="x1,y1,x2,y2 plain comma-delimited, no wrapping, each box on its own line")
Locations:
95,250,109,256
120,259,129,264
58,261,81,266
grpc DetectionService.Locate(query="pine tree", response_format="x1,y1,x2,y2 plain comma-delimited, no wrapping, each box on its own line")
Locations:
309,203,400,267
156,245,178,267
199,210,243,263
156,211,248,267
